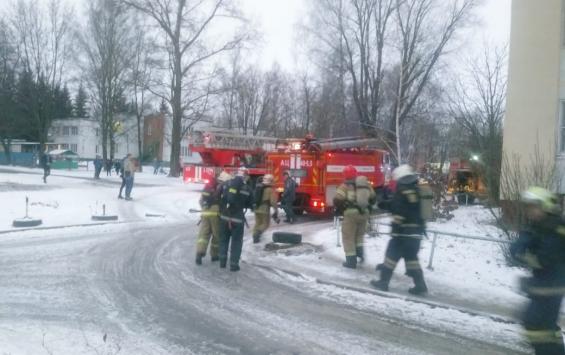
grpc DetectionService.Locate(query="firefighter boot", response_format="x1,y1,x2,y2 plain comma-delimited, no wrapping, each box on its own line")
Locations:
356,246,365,264
408,270,428,295
370,267,393,291
219,258,227,269
195,253,204,265
253,231,261,244
211,256,219,262
342,256,357,269
230,263,240,272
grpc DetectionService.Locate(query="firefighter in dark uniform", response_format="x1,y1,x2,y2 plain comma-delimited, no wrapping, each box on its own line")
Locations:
370,164,428,295
333,165,376,269
252,174,279,244
195,171,232,265
219,168,253,272
511,187,565,355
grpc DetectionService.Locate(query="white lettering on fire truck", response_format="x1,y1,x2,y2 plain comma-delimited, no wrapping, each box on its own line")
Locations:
280,160,313,168
326,165,376,173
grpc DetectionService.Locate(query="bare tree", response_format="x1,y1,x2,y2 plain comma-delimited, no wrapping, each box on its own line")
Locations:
10,0,73,151
390,0,477,162
80,0,133,162
129,15,155,170
449,45,507,203
123,0,250,177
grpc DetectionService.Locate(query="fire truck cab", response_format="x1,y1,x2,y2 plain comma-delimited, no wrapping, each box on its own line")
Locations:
267,136,391,215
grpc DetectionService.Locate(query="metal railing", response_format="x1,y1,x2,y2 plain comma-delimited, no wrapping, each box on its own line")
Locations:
333,214,510,270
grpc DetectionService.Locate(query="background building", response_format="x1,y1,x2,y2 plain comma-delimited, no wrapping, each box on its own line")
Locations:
502,0,565,193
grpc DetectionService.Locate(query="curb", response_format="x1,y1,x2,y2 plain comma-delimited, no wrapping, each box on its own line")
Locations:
0,219,147,235
249,261,519,325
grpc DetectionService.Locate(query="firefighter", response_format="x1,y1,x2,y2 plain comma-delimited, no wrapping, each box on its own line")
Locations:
252,174,278,244
333,165,376,269
511,187,565,355
370,164,428,295
195,171,232,265
219,168,253,272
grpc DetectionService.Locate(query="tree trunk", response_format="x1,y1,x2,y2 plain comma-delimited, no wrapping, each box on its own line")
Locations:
1,138,12,165
137,113,143,172
169,49,183,178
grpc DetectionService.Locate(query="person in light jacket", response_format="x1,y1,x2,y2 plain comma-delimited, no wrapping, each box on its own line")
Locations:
123,154,136,200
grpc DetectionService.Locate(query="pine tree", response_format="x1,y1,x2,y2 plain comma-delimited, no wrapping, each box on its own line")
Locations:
74,84,88,117
55,84,73,118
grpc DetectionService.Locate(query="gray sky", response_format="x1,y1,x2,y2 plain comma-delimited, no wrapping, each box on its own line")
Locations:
4,0,512,72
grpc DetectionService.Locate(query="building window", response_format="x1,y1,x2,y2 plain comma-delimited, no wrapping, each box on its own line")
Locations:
51,127,59,135
70,144,78,153
62,126,70,136
61,143,69,150
71,126,78,135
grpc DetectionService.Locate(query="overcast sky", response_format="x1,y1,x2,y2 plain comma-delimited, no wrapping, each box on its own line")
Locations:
243,0,511,71
3,0,512,71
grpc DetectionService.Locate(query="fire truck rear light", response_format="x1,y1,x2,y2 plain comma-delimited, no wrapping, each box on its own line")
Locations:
203,179,209,184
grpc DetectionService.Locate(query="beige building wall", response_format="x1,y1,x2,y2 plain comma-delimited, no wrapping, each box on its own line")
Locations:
502,0,562,194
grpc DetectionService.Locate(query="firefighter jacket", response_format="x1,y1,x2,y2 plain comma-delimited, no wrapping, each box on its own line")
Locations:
220,176,253,225
333,179,376,216
511,215,565,296
255,185,278,215
378,175,425,238
199,181,221,217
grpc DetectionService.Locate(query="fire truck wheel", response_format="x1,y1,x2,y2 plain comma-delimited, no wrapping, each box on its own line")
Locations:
272,232,302,244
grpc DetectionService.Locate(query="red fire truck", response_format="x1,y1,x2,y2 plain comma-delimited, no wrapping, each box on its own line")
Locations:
266,136,391,215
183,130,280,183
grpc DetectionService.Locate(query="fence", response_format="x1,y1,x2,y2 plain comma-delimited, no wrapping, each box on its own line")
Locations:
335,214,511,270
0,152,37,167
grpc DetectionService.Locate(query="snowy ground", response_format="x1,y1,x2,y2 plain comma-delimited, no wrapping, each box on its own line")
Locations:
0,166,537,354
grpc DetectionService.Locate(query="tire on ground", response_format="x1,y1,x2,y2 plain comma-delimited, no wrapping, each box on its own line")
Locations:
272,231,302,244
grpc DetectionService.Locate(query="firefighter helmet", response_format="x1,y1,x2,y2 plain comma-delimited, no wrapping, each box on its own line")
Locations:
392,164,415,181
218,171,232,183
236,167,248,177
521,186,559,213
343,165,357,180
263,174,274,185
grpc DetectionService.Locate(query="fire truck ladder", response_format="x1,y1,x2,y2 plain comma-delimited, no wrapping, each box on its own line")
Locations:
190,130,283,151
312,137,382,151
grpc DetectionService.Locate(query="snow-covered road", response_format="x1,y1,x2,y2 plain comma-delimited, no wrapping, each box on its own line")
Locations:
0,221,527,354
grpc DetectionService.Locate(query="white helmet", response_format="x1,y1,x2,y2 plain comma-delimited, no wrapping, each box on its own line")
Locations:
218,171,233,183
236,167,248,177
392,164,415,181
262,174,274,184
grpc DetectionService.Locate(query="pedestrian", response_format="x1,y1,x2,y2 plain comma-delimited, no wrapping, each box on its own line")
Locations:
511,187,565,355
39,150,52,184
333,166,376,269
104,159,111,176
93,156,103,179
252,174,279,244
153,158,161,175
114,160,121,175
117,156,127,199
123,154,136,200
218,168,253,271
370,164,428,295
196,171,232,265
281,171,297,224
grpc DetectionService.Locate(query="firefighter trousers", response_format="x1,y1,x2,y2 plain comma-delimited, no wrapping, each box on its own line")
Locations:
382,236,423,273
219,219,244,266
253,212,270,237
523,294,565,355
196,214,220,257
342,210,368,257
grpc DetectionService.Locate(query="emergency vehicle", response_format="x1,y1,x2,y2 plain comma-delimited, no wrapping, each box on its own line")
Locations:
183,130,280,183
446,158,487,204
266,136,391,215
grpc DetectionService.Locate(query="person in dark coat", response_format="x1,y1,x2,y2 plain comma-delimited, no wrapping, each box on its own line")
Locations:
281,171,297,224
39,150,52,183
511,187,565,355
105,159,112,176
370,164,428,295
218,168,253,272
93,156,103,179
